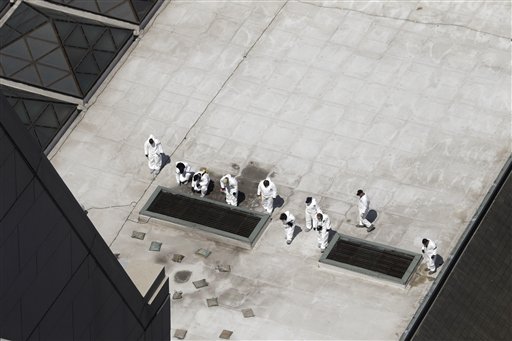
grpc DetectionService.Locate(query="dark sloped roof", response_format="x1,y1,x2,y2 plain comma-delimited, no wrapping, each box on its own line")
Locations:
47,0,159,25
0,85,78,151
408,163,512,340
0,2,133,98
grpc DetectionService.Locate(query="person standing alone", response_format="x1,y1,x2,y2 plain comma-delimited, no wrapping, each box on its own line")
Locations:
356,189,375,232
144,135,163,176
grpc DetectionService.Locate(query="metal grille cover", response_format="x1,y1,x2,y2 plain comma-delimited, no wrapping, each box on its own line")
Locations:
320,234,422,285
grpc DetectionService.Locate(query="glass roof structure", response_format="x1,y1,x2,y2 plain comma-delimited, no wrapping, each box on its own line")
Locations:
0,85,78,151
0,0,10,18
48,0,159,25
0,2,133,98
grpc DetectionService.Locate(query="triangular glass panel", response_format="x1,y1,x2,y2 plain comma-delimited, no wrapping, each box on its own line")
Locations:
76,52,100,74
14,101,31,125
1,39,32,60
54,21,77,41
23,99,47,123
93,31,116,52
29,23,59,43
14,65,42,86
83,25,104,45
26,37,58,60
132,0,155,22
92,50,114,70
28,127,42,148
0,25,22,47
110,28,132,48
75,72,97,94
97,0,124,13
64,25,89,49
51,75,81,97
36,64,69,87
107,3,137,24
0,54,31,76
38,48,69,71
14,4,47,35
34,126,57,149
65,46,87,68
53,103,76,125
36,105,60,128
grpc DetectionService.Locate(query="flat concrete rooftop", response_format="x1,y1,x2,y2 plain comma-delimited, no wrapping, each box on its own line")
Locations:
50,1,511,339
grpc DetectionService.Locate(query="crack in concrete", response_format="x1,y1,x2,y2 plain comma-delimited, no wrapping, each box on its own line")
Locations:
299,0,511,41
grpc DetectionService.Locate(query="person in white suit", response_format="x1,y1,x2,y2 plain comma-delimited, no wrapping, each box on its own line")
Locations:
422,238,438,274
220,174,238,206
356,189,375,232
257,178,277,214
191,168,210,197
175,161,193,185
279,211,295,245
143,135,163,175
305,197,321,232
316,212,331,252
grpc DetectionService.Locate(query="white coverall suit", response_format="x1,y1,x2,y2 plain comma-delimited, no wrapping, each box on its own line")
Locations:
175,161,193,184
358,194,373,229
192,170,210,197
220,174,238,206
316,213,331,251
422,238,437,272
143,134,163,174
305,198,321,231
257,178,277,214
281,211,295,244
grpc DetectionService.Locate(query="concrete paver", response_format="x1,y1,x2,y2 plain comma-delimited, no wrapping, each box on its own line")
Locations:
51,1,511,339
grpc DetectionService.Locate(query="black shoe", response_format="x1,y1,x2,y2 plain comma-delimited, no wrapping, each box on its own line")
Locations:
286,240,291,245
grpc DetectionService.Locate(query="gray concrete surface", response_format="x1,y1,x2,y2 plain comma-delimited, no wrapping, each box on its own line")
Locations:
50,1,511,339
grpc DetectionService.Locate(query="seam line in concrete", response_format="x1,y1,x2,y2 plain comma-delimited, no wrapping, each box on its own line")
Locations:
298,0,512,41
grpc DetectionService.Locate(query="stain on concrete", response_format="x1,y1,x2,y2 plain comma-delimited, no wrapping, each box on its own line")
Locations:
174,270,192,283
219,287,246,308
238,162,271,208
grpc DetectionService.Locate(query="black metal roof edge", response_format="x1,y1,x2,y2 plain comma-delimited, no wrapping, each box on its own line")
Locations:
400,154,512,341
319,233,422,285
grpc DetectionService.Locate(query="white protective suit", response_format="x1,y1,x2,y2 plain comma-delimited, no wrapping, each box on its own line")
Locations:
143,135,163,173
280,211,295,244
220,174,238,206
358,193,374,230
175,161,193,185
316,213,331,251
257,178,277,214
305,197,322,231
422,238,437,272
191,169,210,197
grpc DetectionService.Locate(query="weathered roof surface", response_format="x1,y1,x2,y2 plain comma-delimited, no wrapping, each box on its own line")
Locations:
407,161,512,340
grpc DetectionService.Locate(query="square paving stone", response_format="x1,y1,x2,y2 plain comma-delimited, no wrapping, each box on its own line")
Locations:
172,291,183,300
172,254,185,263
217,264,231,272
174,329,187,339
149,241,162,251
195,248,211,258
131,231,146,240
192,279,208,289
206,297,219,307
219,330,233,339
242,308,255,318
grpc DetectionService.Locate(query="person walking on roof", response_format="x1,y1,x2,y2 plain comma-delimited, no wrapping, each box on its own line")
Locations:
220,174,238,206
257,178,277,214
279,211,295,245
356,189,375,232
175,161,193,185
316,212,331,253
422,238,438,274
144,134,163,175
192,168,210,197
305,197,322,232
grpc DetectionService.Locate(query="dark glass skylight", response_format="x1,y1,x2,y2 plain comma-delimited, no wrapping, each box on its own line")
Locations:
0,0,10,18
0,85,78,150
0,2,133,98
48,0,158,24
